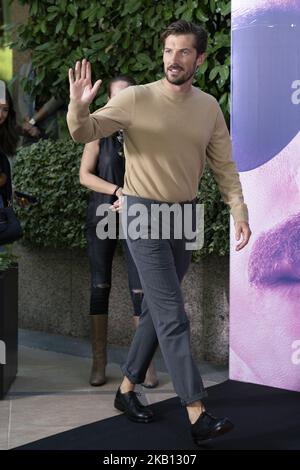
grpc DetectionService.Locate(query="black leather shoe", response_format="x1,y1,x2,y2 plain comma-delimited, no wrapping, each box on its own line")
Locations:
191,411,234,445
114,388,154,423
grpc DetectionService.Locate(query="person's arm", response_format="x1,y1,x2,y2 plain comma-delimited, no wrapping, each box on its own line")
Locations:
206,105,251,250
17,62,38,138
22,120,41,138
17,63,34,123
28,96,64,127
67,59,134,143
79,140,122,196
24,96,64,138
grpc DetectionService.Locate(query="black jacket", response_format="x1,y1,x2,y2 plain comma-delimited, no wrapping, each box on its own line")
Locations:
0,149,12,207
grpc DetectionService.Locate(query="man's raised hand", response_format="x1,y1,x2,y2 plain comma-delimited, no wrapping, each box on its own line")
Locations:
69,59,102,105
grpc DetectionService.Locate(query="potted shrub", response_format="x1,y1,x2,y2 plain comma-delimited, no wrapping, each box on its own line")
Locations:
0,247,18,399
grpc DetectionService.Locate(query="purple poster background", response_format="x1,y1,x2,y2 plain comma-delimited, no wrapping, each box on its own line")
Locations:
230,0,300,391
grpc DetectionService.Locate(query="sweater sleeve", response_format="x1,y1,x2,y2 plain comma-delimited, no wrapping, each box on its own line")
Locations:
67,86,135,143
206,106,249,223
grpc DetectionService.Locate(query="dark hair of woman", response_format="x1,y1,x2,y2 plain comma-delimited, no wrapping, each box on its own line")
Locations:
0,84,19,155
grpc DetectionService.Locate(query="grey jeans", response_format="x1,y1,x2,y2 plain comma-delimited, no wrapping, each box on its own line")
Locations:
121,195,207,405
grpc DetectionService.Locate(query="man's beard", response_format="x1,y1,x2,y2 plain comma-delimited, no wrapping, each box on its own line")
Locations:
165,61,198,85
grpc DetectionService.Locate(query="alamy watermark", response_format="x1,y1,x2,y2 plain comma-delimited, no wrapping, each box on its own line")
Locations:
0,340,5,365
94,198,204,250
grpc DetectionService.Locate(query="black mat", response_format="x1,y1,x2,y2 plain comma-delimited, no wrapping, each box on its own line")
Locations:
13,380,300,450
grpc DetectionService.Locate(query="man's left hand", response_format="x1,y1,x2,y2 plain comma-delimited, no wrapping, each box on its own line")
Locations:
235,221,251,251
109,188,124,213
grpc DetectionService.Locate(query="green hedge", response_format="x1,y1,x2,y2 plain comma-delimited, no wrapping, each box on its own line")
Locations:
197,166,229,258
13,138,228,257
14,0,231,122
13,139,88,248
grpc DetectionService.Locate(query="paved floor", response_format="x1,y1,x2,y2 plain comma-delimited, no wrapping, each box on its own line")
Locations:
0,330,228,450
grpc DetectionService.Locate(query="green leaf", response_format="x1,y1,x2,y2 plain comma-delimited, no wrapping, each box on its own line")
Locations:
67,19,77,37
67,4,77,17
219,65,229,81
35,42,51,51
219,92,228,106
219,2,231,17
89,33,104,42
96,7,106,19
136,52,151,64
182,9,193,21
55,18,63,34
30,1,38,16
81,8,93,20
175,4,187,16
47,6,58,13
40,21,47,34
196,7,209,22
47,12,58,21
122,0,143,15
59,0,67,12
209,66,220,81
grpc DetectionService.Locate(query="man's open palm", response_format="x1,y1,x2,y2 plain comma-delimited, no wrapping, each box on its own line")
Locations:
69,59,102,105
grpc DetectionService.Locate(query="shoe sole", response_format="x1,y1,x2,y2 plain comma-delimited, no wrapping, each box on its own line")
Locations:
141,381,159,389
114,401,154,423
193,421,234,445
89,381,106,386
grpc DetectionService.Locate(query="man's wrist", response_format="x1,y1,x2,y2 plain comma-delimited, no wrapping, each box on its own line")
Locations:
29,117,36,126
112,185,123,197
234,220,249,225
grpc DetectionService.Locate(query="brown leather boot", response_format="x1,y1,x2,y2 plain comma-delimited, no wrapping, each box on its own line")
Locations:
89,314,108,386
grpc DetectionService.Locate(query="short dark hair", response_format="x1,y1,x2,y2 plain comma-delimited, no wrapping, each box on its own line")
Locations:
107,75,136,98
161,20,208,55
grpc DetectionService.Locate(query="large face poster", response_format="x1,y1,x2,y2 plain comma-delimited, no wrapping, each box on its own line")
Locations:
230,0,300,391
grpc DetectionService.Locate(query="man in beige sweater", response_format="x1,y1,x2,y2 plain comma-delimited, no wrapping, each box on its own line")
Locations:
67,20,251,445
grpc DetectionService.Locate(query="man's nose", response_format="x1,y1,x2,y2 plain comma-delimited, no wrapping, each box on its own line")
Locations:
170,51,181,62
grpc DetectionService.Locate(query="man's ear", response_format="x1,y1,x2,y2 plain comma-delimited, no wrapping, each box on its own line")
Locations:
197,52,206,67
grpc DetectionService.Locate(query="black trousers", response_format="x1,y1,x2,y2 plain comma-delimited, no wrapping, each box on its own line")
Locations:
86,224,142,315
